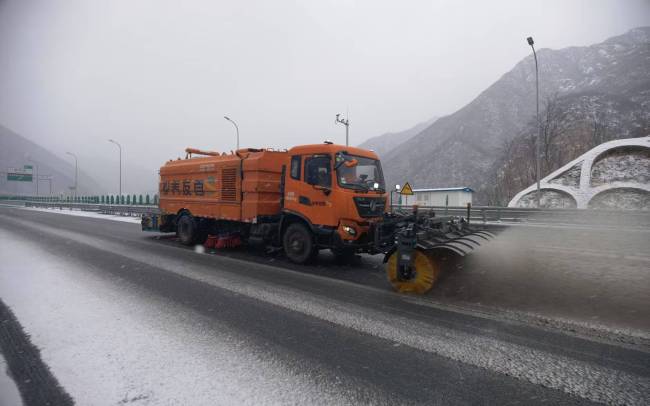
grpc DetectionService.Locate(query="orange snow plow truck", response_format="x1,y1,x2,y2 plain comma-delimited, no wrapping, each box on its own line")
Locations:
142,142,494,294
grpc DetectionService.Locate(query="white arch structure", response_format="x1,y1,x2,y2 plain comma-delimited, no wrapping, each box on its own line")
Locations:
508,136,650,209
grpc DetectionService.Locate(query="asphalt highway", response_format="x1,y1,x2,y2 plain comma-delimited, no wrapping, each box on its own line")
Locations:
0,206,648,405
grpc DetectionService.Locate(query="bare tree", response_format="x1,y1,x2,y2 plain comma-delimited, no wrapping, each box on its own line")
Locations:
591,109,609,147
539,94,568,174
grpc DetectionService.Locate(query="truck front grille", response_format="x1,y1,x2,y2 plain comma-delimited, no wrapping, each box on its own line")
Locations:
353,197,386,218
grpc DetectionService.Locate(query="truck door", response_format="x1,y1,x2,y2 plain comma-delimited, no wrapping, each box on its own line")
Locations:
284,154,335,227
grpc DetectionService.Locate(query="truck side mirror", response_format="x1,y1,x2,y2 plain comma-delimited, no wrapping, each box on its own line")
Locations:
344,159,358,168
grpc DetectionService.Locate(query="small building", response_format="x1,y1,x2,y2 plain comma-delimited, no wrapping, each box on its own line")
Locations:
400,187,473,207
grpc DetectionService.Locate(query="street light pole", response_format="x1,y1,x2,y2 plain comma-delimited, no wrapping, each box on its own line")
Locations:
108,139,122,198
390,184,401,211
335,113,350,146
224,116,240,150
527,36,541,208
27,158,39,197
66,152,78,200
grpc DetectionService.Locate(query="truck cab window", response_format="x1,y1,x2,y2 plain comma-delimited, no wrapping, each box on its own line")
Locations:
304,156,331,187
335,152,385,192
290,155,301,180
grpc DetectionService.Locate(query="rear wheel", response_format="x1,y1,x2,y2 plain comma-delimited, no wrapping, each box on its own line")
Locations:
283,222,316,264
177,215,197,246
386,249,439,294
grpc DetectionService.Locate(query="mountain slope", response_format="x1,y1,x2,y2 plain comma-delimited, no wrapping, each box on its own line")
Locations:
358,116,438,159
380,27,650,203
0,125,102,196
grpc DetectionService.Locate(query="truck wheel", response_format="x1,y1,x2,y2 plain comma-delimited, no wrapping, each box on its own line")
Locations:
386,249,439,294
283,222,316,264
177,215,197,246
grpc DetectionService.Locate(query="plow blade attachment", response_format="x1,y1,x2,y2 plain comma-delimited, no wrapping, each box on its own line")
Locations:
386,229,496,294
418,230,496,257
386,249,440,294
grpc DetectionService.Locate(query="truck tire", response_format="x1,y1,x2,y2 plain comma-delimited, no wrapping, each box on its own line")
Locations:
177,215,197,246
283,222,316,264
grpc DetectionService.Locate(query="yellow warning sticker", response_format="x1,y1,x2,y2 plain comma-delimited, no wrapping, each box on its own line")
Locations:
400,182,414,195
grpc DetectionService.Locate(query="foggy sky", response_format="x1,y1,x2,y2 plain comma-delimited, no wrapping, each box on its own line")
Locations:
1,0,649,176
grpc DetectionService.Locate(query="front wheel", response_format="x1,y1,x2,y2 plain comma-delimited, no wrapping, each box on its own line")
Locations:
283,222,316,264
386,249,439,294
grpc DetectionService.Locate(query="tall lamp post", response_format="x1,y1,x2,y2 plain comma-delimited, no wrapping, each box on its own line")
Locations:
390,184,401,211
527,36,541,208
224,116,240,150
27,157,39,197
66,152,78,200
108,139,122,198
335,113,350,146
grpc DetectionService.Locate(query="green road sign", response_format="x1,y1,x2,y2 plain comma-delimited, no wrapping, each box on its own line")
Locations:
8,173,33,182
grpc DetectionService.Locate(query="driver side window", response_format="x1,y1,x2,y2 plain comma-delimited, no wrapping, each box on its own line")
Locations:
304,155,331,187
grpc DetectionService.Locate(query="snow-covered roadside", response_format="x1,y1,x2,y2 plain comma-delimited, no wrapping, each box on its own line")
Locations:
0,229,353,405
0,352,22,406
20,206,141,224
7,218,646,405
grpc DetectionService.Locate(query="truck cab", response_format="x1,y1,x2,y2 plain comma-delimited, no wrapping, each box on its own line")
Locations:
280,143,388,262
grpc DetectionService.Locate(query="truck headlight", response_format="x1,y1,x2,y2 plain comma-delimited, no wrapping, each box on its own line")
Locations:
342,225,357,236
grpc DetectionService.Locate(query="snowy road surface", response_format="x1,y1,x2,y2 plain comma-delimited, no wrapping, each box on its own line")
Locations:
0,206,648,405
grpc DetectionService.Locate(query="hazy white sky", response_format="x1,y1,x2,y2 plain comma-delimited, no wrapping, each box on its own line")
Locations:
1,0,649,171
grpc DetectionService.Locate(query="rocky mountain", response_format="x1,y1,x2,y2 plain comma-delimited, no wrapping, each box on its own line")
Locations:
0,125,102,196
358,116,438,159
380,27,650,204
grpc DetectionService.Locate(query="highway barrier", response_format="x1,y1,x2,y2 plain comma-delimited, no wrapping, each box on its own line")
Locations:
17,201,159,216
391,204,650,229
2,198,648,228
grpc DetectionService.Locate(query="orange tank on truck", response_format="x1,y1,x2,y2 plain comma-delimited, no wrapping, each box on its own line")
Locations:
145,143,389,264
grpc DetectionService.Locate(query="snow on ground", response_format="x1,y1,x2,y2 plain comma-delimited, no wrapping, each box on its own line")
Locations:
20,206,141,224
0,352,22,406
0,229,353,405
7,218,647,405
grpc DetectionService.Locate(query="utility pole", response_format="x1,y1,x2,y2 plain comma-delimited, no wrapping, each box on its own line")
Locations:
335,113,350,146
224,116,240,150
108,139,122,198
27,157,39,196
390,184,401,211
66,152,78,200
527,36,541,208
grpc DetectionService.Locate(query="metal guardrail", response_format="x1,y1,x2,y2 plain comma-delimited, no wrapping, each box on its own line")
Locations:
9,201,650,228
391,205,650,228
23,201,160,216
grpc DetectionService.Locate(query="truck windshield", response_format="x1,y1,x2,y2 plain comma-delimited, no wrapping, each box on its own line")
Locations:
335,152,385,192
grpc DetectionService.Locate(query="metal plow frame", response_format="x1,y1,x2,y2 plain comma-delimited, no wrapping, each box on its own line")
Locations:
385,210,496,294
417,229,496,257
